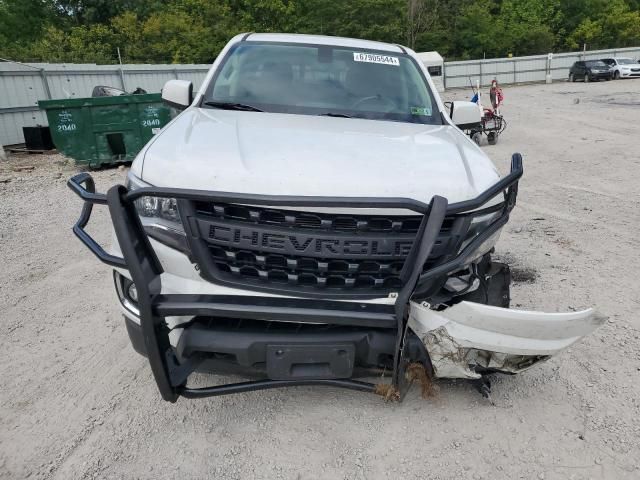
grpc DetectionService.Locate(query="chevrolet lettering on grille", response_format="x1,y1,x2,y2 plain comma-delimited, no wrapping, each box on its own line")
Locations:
198,219,416,260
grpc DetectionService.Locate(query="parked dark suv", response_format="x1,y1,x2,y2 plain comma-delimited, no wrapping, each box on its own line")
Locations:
569,60,611,82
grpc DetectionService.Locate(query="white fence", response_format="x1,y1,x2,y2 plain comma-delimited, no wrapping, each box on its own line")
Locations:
2,45,640,146
443,46,640,89
0,62,210,146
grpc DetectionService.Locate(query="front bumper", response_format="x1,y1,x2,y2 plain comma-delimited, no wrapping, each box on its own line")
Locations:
120,265,605,383
588,71,611,80
410,301,605,379
67,153,601,402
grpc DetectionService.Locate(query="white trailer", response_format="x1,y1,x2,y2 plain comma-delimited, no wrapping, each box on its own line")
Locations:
416,51,445,92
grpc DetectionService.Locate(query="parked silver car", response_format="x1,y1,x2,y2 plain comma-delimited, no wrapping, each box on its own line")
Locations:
601,57,640,79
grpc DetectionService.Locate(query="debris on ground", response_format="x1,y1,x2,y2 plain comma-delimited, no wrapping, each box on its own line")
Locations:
374,383,400,401
405,363,439,399
11,165,35,172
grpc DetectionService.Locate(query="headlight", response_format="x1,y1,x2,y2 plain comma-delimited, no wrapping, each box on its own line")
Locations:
126,172,189,253
466,210,501,243
461,209,503,262
138,196,181,224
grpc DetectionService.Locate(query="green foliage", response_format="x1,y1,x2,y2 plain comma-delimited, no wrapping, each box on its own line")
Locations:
454,0,503,59
231,0,298,32
0,0,639,63
567,19,603,50
0,0,57,59
295,0,405,42
25,24,116,63
498,0,562,55
53,0,166,25
566,0,640,49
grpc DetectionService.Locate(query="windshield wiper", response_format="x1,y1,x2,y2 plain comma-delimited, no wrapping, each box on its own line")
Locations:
318,112,352,118
204,101,263,112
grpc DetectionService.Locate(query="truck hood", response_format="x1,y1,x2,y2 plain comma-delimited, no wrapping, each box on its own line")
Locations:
138,108,500,205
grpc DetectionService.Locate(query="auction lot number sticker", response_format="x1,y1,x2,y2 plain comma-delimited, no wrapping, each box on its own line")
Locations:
353,52,399,66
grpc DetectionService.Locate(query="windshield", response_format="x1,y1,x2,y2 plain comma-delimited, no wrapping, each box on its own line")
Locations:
617,58,635,65
203,42,441,125
585,61,606,67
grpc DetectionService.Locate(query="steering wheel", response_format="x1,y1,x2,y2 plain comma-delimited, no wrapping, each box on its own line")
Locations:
350,95,397,111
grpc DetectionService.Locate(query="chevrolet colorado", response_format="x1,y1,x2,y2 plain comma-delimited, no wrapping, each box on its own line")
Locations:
69,33,604,402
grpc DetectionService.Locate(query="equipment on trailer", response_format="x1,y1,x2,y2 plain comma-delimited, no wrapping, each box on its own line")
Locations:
464,78,507,145
470,108,507,145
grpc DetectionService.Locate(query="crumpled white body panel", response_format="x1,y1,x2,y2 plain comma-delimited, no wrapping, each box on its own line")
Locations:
408,301,606,379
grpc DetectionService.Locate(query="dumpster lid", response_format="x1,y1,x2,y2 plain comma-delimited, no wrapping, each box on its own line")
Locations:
39,93,163,109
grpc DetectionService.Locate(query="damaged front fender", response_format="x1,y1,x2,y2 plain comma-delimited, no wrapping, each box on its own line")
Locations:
408,301,606,379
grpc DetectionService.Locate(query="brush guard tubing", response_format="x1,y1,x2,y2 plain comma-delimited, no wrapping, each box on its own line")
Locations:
392,195,448,387
180,379,376,398
67,173,127,269
67,153,523,401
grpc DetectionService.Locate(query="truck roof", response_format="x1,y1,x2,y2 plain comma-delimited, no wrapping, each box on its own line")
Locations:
239,32,406,53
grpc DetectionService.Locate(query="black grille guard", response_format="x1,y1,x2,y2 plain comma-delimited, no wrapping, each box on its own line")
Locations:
68,153,522,402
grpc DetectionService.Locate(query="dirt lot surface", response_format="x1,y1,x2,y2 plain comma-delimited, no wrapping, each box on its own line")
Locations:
1,79,640,480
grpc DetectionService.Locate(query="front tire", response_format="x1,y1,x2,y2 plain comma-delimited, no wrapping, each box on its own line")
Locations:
569,73,575,82
585,73,590,83
613,70,620,80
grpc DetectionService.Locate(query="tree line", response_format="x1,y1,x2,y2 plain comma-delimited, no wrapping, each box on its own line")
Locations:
1,0,639,64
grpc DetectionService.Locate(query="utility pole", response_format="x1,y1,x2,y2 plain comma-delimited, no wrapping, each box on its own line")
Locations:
407,0,421,49
406,0,440,50
116,47,126,91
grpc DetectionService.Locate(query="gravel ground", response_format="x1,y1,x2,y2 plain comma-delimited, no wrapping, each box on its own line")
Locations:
1,79,640,480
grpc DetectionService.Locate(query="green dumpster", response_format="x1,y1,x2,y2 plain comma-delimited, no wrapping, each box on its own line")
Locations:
39,94,172,167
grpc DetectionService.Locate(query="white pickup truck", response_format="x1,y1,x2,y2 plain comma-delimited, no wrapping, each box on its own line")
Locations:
69,33,603,402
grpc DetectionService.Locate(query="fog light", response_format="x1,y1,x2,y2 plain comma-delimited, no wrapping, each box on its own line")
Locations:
114,272,140,316
127,283,138,302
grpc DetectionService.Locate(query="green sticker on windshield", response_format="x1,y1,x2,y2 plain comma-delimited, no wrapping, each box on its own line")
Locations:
411,106,431,116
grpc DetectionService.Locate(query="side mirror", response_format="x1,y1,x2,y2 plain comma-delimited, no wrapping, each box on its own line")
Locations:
449,101,481,129
162,80,193,110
